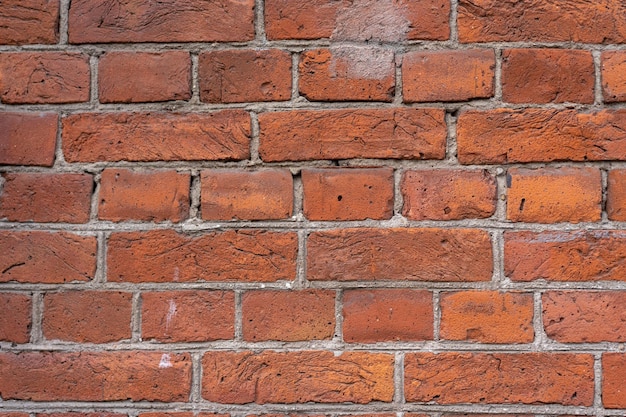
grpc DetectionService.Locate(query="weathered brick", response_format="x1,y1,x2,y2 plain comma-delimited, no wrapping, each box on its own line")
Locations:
0,293,31,343
440,291,534,344
343,289,433,342
0,112,57,166
242,290,335,341
0,0,59,44
258,108,446,162
307,228,492,282
457,109,626,164
401,170,496,220
502,49,594,104
0,53,90,103
202,351,394,403
302,168,394,221
0,173,92,223
108,230,297,283
405,352,594,405
505,231,626,282
602,51,626,102
506,168,601,223
38,413,124,417
603,353,626,408
69,0,254,43
201,170,293,221
607,170,626,220
99,169,190,223
0,231,96,283
142,291,234,342
199,49,292,103
99,52,191,103
403,50,494,102
458,0,626,43
62,111,250,162
43,291,132,343
299,48,395,102
0,351,191,401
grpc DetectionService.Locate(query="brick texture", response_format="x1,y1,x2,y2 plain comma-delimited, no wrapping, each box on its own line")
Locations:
0,0,59,44
0,112,57,166
602,51,626,102
0,293,31,343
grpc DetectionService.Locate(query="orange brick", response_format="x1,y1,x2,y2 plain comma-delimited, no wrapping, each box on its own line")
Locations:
506,168,601,223
0,112,57,166
403,50,494,102
242,290,335,341
602,51,626,102
302,168,394,221
0,293,31,343
0,0,59,44
343,289,433,342
440,291,534,343
603,353,626,408
201,170,293,220
607,170,626,220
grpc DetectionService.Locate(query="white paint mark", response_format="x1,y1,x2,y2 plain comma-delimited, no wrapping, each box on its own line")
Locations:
329,46,394,80
166,299,177,330
159,353,172,368
285,282,292,289
331,0,411,43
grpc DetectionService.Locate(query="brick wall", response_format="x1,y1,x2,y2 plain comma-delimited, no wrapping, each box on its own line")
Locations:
1,0,626,416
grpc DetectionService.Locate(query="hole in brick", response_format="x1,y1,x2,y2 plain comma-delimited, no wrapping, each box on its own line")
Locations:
519,198,526,211
444,206,451,214
337,195,343,201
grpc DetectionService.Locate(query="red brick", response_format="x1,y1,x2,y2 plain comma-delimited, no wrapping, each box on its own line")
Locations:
0,293,31,343
201,170,293,220
302,168,394,221
543,291,626,343
43,291,132,343
108,230,297,283
299,48,394,102
401,170,496,220
265,0,449,41
307,228,492,282
0,414,28,417
440,291,534,344
0,53,89,103
62,111,250,162
458,0,626,43
140,414,225,417
608,170,626,220
403,50,494,102
603,353,626,408
242,290,335,341
199,49,292,103
0,231,96,283
602,51,626,102
502,49,594,104
457,109,626,164
405,352,594,405
506,231,626,282
99,51,190,103
343,289,433,342
0,0,59,44
142,291,234,342
0,173,92,223
506,168,601,223
99,169,190,222
0,112,57,166
0,351,191,401
69,0,254,43
39,413,124,417
259,108,446,162
202,350,394,403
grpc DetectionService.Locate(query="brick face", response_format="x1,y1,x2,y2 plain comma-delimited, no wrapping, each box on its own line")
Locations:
0,112,57,166
0,0,59,44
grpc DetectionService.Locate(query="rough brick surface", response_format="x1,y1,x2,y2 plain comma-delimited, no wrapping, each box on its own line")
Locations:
603,353,626,408
43,291,132,343
142,291,235,342
202,351,394,403
0,53,90,103
258,108,446,162
0,173,92,223
602,51,626,102
201,170,293,220
108,230,297,283
343,289,433,342
99,169,190,222
439,291,534,344
0,351,191,401
307,228,492,282
0,293,31,343
607,170,626,220
502,49,594,104
401,170,496,220
62,111,251,162
302,168,394,221
0,0,59,44
199,49,292,103
242,290,336,341
404,353,594,405
0,112,57,166
99,52,191,103
403,50,494,102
